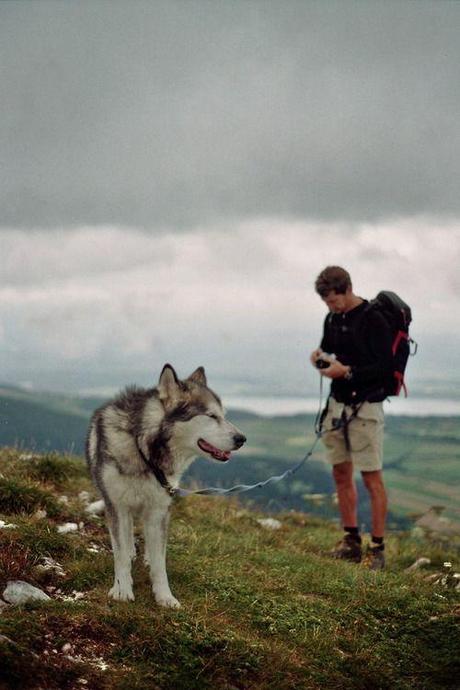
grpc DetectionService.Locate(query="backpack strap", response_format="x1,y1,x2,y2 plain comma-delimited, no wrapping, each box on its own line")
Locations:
340,402,365,451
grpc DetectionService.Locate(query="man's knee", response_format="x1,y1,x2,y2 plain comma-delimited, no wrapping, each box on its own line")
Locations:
332,461,354,486
361,470,386,494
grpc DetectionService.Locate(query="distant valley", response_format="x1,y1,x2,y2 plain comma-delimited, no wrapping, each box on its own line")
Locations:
1,385,459,531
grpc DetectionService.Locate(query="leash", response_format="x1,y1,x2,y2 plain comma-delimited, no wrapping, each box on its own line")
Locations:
174,432,324,497
174,378,331,497
137,376,360,499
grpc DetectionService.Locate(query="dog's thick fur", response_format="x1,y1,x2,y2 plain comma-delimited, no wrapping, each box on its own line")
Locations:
86,364,246,608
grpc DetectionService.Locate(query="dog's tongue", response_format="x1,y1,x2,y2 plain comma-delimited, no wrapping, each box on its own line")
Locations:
198,439,231,461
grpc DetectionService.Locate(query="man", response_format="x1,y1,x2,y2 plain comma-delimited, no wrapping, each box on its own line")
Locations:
310,266,394,570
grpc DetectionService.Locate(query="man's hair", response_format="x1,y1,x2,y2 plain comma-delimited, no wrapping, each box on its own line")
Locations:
315,266,352,298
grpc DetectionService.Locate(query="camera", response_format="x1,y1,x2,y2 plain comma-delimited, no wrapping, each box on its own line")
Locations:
315,352,336,369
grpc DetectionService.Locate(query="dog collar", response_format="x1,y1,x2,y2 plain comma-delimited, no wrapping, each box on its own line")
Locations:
136,441,178,497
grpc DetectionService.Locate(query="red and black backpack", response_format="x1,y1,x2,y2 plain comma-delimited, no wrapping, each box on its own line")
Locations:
365,291,417,396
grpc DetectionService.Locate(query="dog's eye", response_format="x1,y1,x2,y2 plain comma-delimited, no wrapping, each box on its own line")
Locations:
207,413,219,421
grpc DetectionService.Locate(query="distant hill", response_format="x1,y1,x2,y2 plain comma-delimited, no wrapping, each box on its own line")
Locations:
1,386,459,530
0,386,103,454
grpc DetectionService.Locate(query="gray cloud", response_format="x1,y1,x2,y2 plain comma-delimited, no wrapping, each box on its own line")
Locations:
1,0,459,229
1,221,459,396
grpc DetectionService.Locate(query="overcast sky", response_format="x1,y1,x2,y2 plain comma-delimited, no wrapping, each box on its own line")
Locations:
1,1,460,401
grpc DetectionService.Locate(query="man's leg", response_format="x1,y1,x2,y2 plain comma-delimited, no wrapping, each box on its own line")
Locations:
330,461,362,562
361,469,387,538
333,461,358,528
322,399,361,561
361,469,387,570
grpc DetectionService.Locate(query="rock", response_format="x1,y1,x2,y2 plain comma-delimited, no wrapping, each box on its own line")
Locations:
256,518,282,530
303,493,326,505
85,499,105,515
58,495,69,505
60,590,85,603
57,522,79,534
3,580,51,605
415,507,460,537
34,509,47,520
0,520,17,529
35,557,66,578
405,557,431,572
78,491,91,504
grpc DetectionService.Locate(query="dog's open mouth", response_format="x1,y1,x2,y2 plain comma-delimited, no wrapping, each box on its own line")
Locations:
197,439,231,462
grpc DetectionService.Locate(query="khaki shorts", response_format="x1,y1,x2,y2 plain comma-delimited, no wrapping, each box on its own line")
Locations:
321,397,384,472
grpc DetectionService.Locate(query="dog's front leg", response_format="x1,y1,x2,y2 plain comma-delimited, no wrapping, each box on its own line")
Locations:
143,508,180,608
107,506,135,602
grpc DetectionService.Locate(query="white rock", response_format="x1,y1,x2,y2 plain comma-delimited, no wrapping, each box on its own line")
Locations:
58,495,69,505
304,493,326,504
78,491,91,504
256,518,282,530
85,499,105,515
405,557,431,572
60,590,85,603
415,507,460,537
57,522,79,534
34,509,47,520
0,520,17,529
93,658,109,671
35,557,66,578
3,580,51,605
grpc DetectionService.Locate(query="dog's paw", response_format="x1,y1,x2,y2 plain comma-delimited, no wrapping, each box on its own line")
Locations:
109,583,135,602
154,592,181,609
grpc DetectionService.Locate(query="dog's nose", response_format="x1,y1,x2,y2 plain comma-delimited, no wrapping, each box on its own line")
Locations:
233,433,246,449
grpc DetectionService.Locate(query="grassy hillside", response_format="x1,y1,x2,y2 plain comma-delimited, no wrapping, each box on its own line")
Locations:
1,386,459,528
0,386,96,454
0,448,458,689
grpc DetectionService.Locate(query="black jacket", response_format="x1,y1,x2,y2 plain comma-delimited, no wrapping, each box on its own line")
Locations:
320,300,394,404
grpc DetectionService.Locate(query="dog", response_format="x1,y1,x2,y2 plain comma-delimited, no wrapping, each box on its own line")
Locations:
86,364,246,608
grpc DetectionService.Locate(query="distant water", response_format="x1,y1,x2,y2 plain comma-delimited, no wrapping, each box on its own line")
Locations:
77,386,460,417
224,396,460,417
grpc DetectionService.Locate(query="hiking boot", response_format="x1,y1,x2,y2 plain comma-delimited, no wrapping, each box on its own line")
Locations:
330,534,362,563
362,545,385,571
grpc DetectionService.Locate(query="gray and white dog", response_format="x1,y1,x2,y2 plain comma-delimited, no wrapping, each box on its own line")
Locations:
86,364,246,608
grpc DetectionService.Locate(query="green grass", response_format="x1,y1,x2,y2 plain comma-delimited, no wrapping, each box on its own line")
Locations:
0,477,63,518
0,447,459,689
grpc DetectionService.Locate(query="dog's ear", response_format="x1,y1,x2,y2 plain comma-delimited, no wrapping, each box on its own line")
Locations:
187,366,207,386
158,364,180,401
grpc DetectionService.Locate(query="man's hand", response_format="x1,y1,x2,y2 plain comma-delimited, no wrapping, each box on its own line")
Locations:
319,360,351,380
310,348,323,367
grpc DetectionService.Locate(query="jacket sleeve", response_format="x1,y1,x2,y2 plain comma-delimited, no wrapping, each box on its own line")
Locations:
320,314,333,352
350,310,394,386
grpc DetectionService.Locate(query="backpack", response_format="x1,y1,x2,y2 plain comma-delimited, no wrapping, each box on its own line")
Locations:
365,290,417,396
